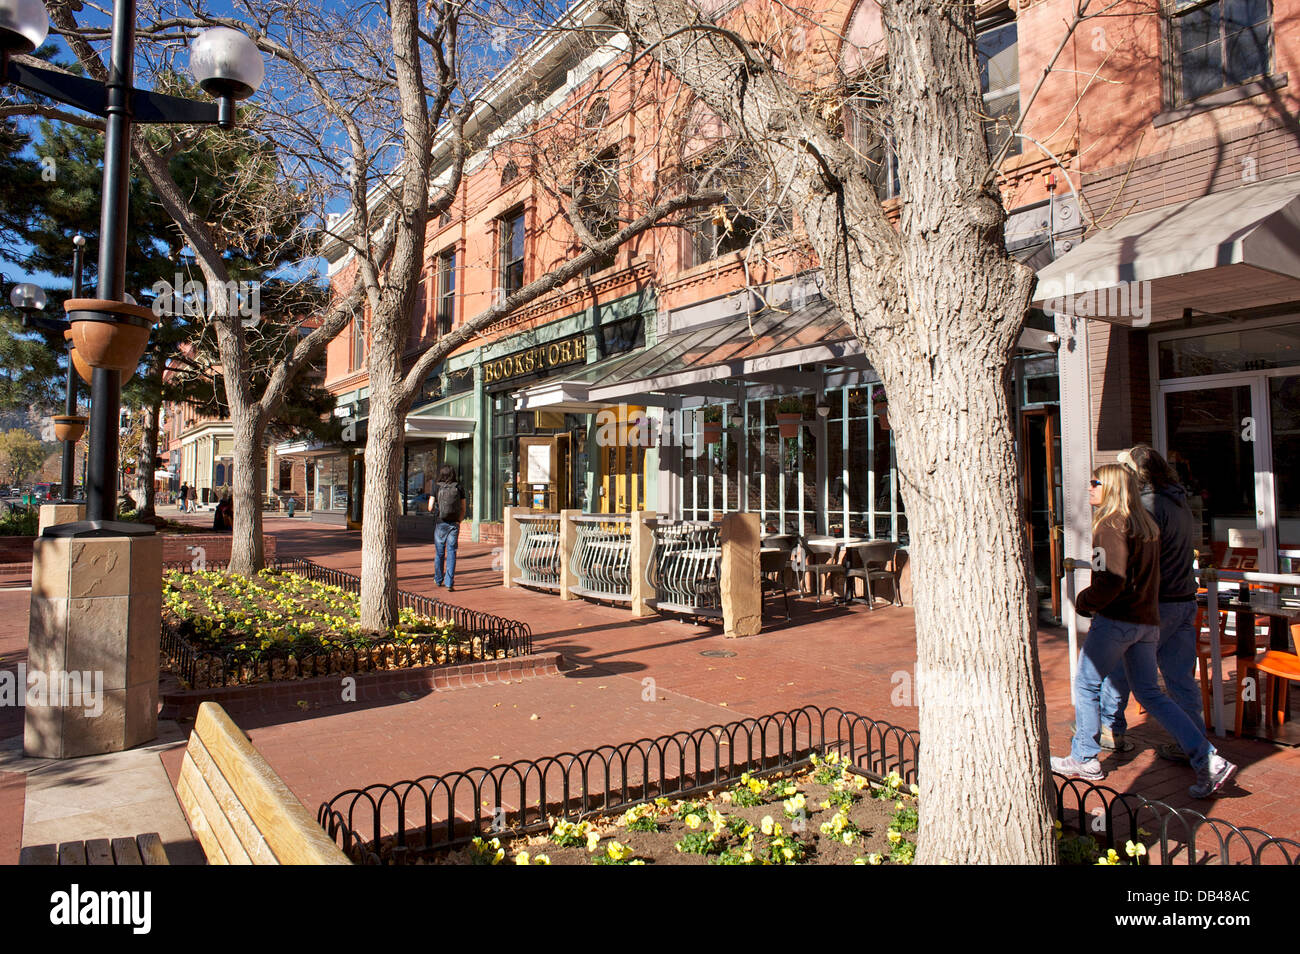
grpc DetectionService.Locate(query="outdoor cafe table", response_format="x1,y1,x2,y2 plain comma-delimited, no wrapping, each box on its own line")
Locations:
1199,589,1300,735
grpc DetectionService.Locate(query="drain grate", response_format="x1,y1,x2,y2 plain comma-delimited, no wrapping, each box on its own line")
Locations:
699,649,737,658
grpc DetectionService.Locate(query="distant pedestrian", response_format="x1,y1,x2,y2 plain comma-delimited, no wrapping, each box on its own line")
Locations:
213,495,233,532
432,464,465,592
179,482,190,513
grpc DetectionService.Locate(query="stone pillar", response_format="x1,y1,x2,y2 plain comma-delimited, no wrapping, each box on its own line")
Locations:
629,510,657,617
559,509,580,601
25,529,162,758
38,503,87,536
720,512,761,637
502,506,525,588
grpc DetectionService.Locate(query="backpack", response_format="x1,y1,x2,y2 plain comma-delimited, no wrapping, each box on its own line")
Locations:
435,482,461,521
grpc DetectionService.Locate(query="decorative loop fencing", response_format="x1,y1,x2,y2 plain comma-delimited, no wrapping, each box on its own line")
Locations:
570,515,632,602
317,704,919,864
1055,776,1300,865
161,558,533,689
646,519,722,618
513,514,562,590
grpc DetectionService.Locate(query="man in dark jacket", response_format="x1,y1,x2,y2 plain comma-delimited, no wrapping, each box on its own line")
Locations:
1100,445,1204,760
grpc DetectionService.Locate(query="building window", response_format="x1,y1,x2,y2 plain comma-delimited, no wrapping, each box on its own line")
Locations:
499,208,525,298
408,272,428,347
978,13,1021,158
501,160,519,187
1167,0,1272,104
435,248,456,337
577,148,620,273
351,315,365,371
278,458,293,491
599,314,644,358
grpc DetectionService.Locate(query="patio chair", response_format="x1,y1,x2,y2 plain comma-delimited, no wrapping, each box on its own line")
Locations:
760,547,794,621
795,536,847,604
844,540,900,610
1234,621,1300,738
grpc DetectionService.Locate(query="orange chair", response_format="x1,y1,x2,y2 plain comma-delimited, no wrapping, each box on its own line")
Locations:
1234,621,1300,738
1195,604,1233,731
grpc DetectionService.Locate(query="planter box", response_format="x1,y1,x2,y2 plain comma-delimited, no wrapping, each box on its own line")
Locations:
0,536,34,563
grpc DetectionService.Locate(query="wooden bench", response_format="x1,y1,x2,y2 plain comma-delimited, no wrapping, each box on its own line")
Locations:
176,701,349,864
20,833,170,866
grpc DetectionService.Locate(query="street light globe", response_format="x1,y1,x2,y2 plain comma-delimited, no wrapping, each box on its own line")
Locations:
9,282,45,312
189,26,264,100
0,0,48,55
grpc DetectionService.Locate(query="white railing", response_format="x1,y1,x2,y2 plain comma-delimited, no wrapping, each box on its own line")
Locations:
646,519,723,619
513,513,562,590
570,514,633,602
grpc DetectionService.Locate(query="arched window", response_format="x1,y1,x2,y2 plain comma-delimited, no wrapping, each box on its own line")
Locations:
500,160,519,187
679,100,764,268
583,97,609,130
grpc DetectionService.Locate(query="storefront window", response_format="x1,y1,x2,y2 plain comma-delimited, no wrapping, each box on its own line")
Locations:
314,455,350,512
1158,321,1300,379
405,444,444,514
490,391,516,521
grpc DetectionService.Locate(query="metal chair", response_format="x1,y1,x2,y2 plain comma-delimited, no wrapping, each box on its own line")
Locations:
760,547,794,620
844,540,900,610
795,536,847,604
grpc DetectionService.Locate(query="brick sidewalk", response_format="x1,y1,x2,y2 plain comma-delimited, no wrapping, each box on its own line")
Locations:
3,515,1298,856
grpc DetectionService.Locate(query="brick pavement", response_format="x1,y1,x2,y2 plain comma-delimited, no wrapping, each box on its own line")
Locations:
2,510,1298,857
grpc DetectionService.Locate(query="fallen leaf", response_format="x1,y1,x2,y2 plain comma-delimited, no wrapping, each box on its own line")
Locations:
491,755,500,760
719,702,728,707
530,713,540,720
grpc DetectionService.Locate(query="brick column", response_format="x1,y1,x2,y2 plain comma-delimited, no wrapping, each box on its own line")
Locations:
629,510,657,618
502,506,525,588
559,509,580,601
720,512,761,637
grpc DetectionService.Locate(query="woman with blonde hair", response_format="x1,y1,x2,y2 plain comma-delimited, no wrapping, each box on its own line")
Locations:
1051,464,1235,798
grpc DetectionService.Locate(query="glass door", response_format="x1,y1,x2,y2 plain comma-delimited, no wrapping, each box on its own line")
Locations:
1269,374,1300,590
1159,380,1273,573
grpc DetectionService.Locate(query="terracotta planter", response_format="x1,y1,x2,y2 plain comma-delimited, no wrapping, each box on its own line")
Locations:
52,414,88,443
64,298,156,373
63,330,93,385
701,422,723,445
776,412,802,439
875,404,891,431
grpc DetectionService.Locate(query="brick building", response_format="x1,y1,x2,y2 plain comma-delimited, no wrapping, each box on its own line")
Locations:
295,0,1299,620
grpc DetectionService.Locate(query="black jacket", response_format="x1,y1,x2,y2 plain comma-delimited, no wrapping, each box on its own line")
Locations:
1143,482,1198,602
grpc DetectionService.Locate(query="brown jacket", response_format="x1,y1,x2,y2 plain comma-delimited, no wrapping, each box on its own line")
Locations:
1076,514,1161,625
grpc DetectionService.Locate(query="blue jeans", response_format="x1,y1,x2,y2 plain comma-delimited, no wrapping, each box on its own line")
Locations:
1072,614,1213,769
434,521,460,587
1101,600,1203,733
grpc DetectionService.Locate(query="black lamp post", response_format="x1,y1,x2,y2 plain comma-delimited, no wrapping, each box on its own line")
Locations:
0,0,264,526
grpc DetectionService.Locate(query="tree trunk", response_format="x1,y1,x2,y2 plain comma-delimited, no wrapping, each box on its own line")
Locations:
358,385,404,632
228,406,266,576
878,348,1054,864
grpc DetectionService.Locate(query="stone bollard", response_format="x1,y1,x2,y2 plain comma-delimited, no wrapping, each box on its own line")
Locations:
629,510,657,617
720,512,762,637
25,525,162,758
559,509,580,600
38,503,87,536
502,506,525,588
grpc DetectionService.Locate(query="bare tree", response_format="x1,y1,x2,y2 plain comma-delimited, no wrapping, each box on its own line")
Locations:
587,0,1110,863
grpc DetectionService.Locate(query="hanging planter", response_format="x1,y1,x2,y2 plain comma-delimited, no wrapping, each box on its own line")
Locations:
63,298,156,373
64,331,93,385
776,396,804,439
875,402,891,431
52,415,88,443
700,406,723,445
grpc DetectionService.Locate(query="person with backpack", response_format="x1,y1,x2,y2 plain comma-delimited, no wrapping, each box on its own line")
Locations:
431,464,466,592
179,482,190,513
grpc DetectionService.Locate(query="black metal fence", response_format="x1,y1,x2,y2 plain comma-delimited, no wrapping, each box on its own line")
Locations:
316,702,1299,865
161,557,533,688
316,705,919,864
1055,776,1300,865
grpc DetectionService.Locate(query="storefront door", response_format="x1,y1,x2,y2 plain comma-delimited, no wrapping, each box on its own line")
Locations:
347,452,364,530
1021,407,1063,618
1157,378,1274,573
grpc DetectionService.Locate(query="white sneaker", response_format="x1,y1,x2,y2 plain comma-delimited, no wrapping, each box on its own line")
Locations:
1189,754,1236,798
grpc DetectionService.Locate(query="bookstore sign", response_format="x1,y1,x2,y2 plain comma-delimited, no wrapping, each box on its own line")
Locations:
482,333,588,386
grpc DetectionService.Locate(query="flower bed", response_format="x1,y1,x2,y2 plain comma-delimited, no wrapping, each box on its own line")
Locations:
435,754,919,866
162,568,509,687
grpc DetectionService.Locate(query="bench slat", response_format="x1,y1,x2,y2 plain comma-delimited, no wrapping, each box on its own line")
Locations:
19,844,58,866
178,750,255,865
176,771,231,865
111,837,143,865
136,833,170,866
58,842,87,865
85,839,113,865
188,702,348,865
184,735,277,864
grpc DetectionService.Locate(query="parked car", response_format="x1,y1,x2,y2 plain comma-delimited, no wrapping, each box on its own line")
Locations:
31,483,55,501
